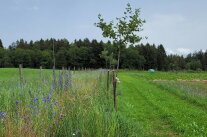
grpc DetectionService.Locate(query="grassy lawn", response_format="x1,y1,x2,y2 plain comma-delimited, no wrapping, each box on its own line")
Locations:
118,71,207,137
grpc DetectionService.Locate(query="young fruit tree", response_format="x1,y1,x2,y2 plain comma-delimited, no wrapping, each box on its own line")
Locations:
95,3,146,70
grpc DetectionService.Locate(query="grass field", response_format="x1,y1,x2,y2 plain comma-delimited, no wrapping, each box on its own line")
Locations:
118,71,207,137
0,68,207,137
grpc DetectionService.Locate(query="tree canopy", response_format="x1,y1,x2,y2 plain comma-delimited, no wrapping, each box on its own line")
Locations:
95,3,145,69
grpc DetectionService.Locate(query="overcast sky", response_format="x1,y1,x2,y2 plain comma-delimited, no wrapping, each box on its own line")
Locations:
0,0,207,55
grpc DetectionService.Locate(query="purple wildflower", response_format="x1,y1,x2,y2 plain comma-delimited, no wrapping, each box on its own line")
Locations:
0,112,6,119
16,100,21,105
42,96,51,103
33,97,38,103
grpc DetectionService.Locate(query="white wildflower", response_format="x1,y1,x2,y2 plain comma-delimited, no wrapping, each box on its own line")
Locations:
116,77,121,83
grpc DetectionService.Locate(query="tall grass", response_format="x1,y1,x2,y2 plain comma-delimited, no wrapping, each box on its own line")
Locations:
153,81,207,110
0,68,137,137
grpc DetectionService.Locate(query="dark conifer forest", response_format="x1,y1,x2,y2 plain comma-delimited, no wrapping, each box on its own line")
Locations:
0,38,206,71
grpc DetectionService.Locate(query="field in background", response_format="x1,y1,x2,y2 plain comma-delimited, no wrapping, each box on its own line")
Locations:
0,69,207,136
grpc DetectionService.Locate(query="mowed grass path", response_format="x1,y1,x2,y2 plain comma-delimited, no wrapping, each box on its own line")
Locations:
118,71,207,137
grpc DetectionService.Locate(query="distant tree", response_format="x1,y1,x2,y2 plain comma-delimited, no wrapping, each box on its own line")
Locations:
0,50,13,67
122,46,145,69
8,42,17,50
167,55,186,70
178,55,186,70
100,49,109,68
78,47,91,68
91,40,104,68
16,39,27,49
196,50,206,70
204,50,207,70
40,50,53,68
95,3,145,69
10,49,31,67
0,48,5,67
29,40,34,47
56,47,67,68
186,59,202,70
157,44,167,70
67,46,81,68
138,43,157,70
2,54,13,67
0,39,3,48
82,38,90,47
30,50,42,68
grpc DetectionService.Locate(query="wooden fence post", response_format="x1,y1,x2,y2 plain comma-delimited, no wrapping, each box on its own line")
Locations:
112,70,117,111
53,65,56,89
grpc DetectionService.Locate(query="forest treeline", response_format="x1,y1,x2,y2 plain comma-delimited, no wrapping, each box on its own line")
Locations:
0,38,206,71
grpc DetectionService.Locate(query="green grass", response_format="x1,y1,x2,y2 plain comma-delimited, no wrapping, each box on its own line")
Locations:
153,81,207,110
128,70,207,80
0,68,136,137
1,69,207,136
118,71,207,137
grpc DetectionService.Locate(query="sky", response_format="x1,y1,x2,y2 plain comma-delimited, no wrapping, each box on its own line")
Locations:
0,0,207,55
